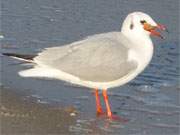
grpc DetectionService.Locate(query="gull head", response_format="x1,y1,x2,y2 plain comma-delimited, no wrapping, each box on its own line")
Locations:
121,12,168,39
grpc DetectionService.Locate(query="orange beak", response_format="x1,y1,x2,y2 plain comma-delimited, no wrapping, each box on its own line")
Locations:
143,23,168,39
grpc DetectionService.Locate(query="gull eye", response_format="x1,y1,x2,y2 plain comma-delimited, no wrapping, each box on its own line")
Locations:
140,20,146,24
130,23,134,30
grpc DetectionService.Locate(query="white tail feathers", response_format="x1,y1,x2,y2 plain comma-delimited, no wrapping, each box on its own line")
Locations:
18,67,80,82
18,67,61,78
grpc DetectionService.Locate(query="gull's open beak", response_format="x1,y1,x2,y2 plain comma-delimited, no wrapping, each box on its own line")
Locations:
143,23,168,39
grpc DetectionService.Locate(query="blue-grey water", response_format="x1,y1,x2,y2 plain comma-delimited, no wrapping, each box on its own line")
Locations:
1,0,179,134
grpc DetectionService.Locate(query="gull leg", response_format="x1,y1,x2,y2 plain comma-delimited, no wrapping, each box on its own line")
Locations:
94,88,103,115
102,89,128,122
102,89,113,117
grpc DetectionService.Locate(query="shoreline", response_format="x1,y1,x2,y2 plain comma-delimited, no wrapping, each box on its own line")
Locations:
0,86,77,135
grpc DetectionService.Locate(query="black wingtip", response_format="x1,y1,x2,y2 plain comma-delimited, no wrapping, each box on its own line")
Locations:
2,53,37,60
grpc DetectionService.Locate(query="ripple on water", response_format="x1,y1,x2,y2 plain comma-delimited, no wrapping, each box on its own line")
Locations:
136,85,160,93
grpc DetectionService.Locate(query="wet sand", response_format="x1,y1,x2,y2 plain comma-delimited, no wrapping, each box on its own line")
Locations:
0,86,77,135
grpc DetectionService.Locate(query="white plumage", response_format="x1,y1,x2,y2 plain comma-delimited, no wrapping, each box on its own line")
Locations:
7,12,160,90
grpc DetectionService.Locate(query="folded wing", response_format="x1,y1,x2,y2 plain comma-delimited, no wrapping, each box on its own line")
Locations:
34,32,138,82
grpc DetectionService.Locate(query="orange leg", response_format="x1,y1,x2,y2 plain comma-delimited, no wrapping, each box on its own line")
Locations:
102,89,128,122
94,88,103,115
102,89,113,117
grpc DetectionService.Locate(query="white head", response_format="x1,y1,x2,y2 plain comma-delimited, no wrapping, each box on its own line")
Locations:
121,12,167,39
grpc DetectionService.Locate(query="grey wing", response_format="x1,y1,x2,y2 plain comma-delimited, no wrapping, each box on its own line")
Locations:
35,33,138,82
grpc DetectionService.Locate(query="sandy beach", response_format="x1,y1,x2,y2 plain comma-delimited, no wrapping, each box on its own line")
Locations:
0,86,77,135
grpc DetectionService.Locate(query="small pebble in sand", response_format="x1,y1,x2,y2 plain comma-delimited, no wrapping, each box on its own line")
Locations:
70,112,76,116
3,112,11,117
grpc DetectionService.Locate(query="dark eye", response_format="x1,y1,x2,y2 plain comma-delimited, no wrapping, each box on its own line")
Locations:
130,23,134,30
140,20,146,24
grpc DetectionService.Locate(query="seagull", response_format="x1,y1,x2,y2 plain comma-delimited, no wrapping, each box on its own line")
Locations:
3,12,167,120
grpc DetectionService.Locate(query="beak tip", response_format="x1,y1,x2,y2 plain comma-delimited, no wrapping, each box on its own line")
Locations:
158,24,168,32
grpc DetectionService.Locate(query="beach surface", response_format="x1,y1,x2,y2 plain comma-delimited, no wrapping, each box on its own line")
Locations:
0,86,77,135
